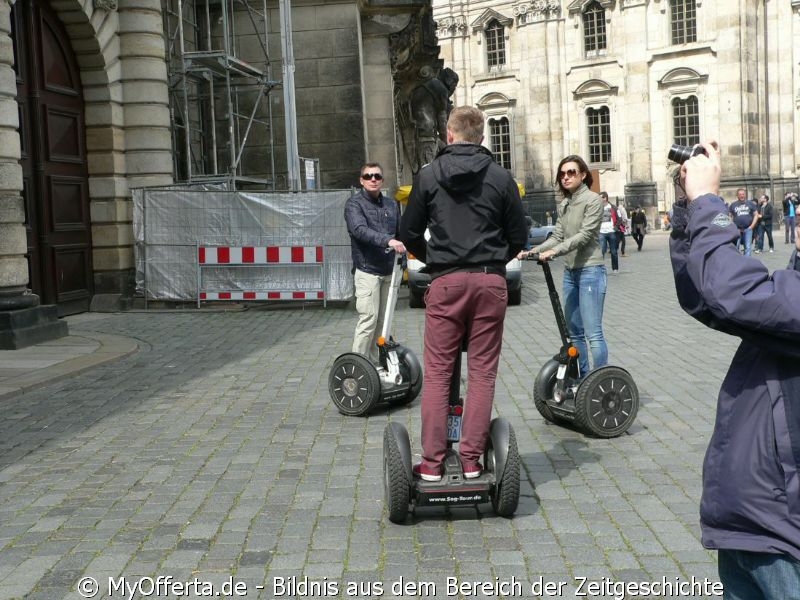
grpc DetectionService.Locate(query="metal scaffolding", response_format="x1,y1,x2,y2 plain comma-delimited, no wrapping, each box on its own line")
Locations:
163,0,277,189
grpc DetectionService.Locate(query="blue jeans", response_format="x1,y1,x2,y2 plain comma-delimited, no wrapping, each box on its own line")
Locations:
562,265,608,377
599,231,619,271
718,549,800,600
737,227,753,256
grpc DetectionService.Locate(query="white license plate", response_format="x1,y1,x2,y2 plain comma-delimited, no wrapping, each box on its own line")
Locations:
447,414,462,442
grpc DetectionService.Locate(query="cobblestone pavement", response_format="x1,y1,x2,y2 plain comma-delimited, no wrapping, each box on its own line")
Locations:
0,233,794,599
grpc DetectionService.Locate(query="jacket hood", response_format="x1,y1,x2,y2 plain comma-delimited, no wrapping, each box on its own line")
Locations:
431,144,494,194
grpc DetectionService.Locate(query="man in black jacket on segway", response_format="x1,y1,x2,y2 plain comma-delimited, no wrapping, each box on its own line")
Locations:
399,106,527,482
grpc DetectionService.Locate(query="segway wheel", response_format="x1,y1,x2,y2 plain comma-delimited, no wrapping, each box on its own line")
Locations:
396,346,422,405
383,424,411,523
329,353,381,416
574,366,639,438
487,422,520,518
532,359,560,423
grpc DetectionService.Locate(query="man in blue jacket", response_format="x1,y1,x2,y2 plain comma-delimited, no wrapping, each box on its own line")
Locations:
670,139,800,599
344,163,406,360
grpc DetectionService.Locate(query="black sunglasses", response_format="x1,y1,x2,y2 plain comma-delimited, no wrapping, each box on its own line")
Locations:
361,172,383,181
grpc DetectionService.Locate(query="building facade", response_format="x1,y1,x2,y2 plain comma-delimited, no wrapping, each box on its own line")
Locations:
433,0,800,223
0,0,442,341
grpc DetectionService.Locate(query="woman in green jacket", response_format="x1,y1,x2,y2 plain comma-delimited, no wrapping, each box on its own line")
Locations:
522,155,606,376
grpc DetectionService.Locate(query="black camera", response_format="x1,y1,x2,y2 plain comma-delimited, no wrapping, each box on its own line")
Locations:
668,143,706,164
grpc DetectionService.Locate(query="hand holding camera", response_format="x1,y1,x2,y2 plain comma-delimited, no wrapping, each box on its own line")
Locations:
667,143,707,164
670,140,721,202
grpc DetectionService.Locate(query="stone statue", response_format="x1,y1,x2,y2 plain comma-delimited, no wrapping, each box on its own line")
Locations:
408,68,459,172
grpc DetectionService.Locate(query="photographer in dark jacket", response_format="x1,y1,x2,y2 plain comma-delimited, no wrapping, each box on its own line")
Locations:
344,163,406,361
670,139,800,599
399,106,527,482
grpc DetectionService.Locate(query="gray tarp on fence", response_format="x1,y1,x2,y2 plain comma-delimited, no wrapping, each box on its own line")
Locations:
133,187,355,302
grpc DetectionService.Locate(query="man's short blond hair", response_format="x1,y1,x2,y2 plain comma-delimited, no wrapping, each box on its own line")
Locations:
447,106,485,144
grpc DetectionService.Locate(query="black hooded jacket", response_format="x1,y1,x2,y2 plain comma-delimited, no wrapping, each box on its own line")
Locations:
399,144,527,275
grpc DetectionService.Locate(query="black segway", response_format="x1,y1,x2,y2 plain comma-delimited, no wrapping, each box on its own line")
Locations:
382,349,521,523
329,252,422,416
531,254,639,437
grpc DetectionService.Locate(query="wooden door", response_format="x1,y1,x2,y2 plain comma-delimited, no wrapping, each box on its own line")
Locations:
12,0,93,315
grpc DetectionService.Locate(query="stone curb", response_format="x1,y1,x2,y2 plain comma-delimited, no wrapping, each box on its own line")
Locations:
0,331,139,401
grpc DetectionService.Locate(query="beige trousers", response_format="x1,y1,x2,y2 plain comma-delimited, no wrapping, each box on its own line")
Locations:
352,269,391,359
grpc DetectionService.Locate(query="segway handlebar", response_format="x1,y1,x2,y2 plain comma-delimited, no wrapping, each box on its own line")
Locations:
378,251,405,342
529,253,571,349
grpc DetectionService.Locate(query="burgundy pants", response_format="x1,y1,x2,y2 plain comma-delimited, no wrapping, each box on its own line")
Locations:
420,271,507,471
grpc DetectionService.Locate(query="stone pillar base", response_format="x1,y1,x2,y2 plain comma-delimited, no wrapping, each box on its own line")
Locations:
0,305,69,350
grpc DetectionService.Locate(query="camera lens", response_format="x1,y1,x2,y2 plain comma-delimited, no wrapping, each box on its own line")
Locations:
668,144,693,164
668,143,707,164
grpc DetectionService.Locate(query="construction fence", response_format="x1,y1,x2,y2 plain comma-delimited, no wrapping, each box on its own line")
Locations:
133,187,355,303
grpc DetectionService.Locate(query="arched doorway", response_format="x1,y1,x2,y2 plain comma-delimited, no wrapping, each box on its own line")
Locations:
12,0,93,316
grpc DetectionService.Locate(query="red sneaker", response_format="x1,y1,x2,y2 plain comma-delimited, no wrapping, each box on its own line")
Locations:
412,462,442,482
462,461,483,479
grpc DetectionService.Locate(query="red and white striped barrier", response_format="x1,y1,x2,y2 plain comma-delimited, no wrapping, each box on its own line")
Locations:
197,245,326,307
198,246,324,265
199,291,325,301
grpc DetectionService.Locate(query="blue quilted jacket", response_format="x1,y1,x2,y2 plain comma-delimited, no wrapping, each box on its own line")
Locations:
670,194,800,561
344,189,400,276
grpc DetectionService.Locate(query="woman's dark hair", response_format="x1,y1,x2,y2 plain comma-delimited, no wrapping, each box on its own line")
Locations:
555,155,593,195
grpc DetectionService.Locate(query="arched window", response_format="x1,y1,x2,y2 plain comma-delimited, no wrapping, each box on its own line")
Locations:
586,106,611,164
672,96,699,147
583,1,606,57
488,117,512,170
670,0,697,45
485,20,506,68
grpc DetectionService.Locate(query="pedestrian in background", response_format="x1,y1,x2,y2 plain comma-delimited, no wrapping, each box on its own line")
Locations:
783,192,798,245
400,106,527,482
616,200,629,257
754,194,774,254
671,139,800,599
344,162,406,361
598,191,620,273
728,188,758,256
630,206,647,251
520,155,607,378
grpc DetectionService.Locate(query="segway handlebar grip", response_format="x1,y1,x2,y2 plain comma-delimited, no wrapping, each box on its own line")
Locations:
527,252,549,264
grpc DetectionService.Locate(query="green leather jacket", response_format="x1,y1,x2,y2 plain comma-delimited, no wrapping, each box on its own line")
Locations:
534,183,604,270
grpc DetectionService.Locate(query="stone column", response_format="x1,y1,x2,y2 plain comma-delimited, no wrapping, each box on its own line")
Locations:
86,0,172,310
0,0,67,348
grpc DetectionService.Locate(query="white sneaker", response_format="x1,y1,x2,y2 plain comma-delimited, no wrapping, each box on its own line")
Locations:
769,249,774,253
